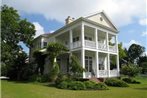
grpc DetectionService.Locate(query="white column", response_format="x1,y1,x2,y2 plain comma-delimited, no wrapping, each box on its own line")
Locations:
81,23,85,47
107,53,110,77
81,49,85,78
95,28,98,49
69,30,73,49
96,51,99,77
106,32,109,51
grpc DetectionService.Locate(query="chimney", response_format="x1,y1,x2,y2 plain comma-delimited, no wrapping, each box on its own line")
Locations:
65,16,75,25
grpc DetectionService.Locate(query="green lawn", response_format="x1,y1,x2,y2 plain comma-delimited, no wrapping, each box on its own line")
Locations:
1,76,147,98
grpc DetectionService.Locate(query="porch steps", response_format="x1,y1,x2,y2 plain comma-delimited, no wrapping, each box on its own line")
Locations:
89,77,105,83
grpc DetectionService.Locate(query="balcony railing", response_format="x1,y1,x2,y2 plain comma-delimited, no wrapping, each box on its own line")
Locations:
98,42,107,51
72,41,81,49
109,45,117,52
85,40,96,49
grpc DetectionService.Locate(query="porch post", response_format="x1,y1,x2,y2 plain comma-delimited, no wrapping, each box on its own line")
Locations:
81,49,85,78
81,23,85,47
96,51,99,77
107,53,110,77
69,29,73,49
95,28,98,49
106,32,109,51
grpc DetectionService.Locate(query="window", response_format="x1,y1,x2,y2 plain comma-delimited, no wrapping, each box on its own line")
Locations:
85,56,92,72
43,42,47,48
73,37,79,42
85,36,92,41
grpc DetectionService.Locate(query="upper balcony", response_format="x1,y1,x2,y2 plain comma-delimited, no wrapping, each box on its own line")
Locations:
55,24,118,53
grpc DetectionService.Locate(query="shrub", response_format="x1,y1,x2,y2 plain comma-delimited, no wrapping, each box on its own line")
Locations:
84,81,96,89
57,81,69,89
94,82,109,90
69,81,86,90
105,78,129,87
122,77,140,84
49,62,59,82
121,64,141,78
55,73,69,85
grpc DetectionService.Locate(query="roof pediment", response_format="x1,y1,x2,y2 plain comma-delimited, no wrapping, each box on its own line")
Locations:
85,11,118,31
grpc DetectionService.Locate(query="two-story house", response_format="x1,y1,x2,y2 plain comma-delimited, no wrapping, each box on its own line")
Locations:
30,11,120,79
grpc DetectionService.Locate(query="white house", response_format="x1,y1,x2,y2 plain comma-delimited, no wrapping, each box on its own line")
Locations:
30,11,120,79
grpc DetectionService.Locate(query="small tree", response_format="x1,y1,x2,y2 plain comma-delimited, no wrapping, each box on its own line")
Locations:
33,50,47,75
69,55,85,79
121,64,141,78
47,42,68,81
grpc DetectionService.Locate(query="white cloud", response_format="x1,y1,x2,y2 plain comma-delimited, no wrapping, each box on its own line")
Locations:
33,22,45,38
3,0,146,27
139,18,147,26
141,31,147,37
123,40,141,49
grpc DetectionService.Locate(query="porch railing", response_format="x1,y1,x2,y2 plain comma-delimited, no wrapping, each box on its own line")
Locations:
72,41,81,49
110,70,119,77
98,42,107,51
109,45,117,52
85,40,96,49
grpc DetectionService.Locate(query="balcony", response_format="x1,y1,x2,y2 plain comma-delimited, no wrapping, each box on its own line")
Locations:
85,40,96,49
71,41,81,49
109,45,117,52
98,42,107,51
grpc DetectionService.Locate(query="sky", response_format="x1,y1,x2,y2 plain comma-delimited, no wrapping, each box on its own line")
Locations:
3,0,147,55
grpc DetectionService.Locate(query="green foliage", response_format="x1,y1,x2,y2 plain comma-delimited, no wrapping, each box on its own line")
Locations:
69,55,85,79
6,51,35,80
47,42,68,61
57,80,108,90
128,44,145,63
68,81,86,90
49,62,60,82
84,81,96,89
55,73,69,85
121,64,141,77
84,81,108,90
118,43,127,59
57,81,69,89
1,5,35,80
93,83,109,90
33,50,47,75
105,78,129,87
122,77,140,84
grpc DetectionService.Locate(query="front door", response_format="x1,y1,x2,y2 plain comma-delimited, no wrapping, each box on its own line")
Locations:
85,56,92,72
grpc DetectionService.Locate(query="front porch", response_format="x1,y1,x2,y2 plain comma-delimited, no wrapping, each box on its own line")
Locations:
72,50,119,79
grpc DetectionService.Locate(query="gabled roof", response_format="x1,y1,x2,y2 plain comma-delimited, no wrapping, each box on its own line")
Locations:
85,11,118,31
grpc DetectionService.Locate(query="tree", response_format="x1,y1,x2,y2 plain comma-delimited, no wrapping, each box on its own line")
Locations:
33,50,47,75
118,43,127,67
1,5,35,79
69,55,85,79
137,56,147,74
46,42,68,81
121,64,141,78
127,44,145,64
7,51,35,80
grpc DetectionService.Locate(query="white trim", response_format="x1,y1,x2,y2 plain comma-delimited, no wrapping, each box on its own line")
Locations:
81,49,85,78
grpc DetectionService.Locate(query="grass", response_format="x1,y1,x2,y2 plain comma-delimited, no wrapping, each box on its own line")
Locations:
1,76,147,98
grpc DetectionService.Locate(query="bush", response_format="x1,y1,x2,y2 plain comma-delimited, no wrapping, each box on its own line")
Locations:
84,81,96,89
121,64,141,78
57,81,69,89
122,78,140,84
55,73,69,85
69,81,86,90
49,62,59,82
105,78,129,87
93,83,109,90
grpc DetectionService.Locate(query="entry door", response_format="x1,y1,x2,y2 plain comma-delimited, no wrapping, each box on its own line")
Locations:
85,56,92,72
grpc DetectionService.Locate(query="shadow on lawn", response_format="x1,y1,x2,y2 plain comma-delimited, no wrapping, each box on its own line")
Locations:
134,87,147,90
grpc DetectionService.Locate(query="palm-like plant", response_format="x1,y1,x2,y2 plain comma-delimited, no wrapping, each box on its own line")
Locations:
47,42,68,81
